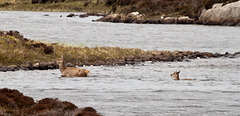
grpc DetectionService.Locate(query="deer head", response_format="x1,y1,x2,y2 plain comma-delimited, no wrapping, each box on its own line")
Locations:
170,71,180,80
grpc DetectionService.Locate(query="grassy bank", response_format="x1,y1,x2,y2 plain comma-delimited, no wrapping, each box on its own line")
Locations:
0,31,147,66
1,30,235,71
0,0,111,13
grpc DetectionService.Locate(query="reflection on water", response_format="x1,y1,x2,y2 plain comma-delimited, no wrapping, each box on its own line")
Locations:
1,58,240,115
0,11,240,115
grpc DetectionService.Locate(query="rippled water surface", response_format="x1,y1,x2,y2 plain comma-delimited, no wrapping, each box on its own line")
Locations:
0,11,240,116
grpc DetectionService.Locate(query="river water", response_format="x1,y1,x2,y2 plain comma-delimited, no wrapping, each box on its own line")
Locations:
0,11,240,116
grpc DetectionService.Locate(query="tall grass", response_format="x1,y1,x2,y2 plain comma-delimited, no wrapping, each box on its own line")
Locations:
0,34,146,66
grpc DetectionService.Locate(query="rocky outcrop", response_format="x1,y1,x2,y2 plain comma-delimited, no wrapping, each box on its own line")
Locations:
2,30,54,54
94,13,195,24
0,88,101,116
198,1,240,26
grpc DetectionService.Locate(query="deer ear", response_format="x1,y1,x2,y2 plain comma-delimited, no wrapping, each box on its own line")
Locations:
177,70,180,73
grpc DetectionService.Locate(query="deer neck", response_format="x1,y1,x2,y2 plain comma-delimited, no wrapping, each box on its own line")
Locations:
59,58,66,73
174,74,180,80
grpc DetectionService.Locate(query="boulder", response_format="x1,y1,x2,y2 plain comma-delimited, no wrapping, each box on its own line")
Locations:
198,1,240,26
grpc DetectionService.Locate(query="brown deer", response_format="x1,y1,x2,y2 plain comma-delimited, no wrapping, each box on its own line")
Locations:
170,71,196,80
58,55,90,77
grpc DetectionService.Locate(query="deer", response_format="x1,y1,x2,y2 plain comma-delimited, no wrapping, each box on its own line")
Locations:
170,71,196,80
58,55,90,77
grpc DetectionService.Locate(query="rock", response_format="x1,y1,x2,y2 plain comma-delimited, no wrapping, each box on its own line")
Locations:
198,1,240,26
33,62,40,69
7,65,18,71
44,46,54,54
0,66,7,72
48,62,59,69
65,62,74,67
66,13,75,17
43,14,49,16
94,13,143,23
95,13,195,24
38,62,48,70
20,62,33,70
79,14,89,18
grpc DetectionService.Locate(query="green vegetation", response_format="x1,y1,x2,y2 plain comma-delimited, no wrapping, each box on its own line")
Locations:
0,33,146,66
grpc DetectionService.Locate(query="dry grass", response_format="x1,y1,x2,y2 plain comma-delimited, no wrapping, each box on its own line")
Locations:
0,0,110,13
0,34,146,66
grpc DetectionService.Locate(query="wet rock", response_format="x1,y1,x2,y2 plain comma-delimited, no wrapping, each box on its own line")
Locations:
65,62,74,67
0,66,7,72
198,1,240,26
79,14,89,18
67,13,75,17
43,14,49,16
38,62,49,70
48,62,59,69
20,62,33,70
6,65,18,71
146,20,160,24
94,13,143,23
135,20,145,24
115,58,125,66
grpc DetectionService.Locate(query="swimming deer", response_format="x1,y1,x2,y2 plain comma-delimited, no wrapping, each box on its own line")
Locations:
58,55,90,77
170,71,196,80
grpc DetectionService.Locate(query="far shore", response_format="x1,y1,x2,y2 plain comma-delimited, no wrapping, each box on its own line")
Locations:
0,0,239,26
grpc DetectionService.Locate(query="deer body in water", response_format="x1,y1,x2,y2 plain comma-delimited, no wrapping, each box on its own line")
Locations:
59,55,90,77
170,71,196,80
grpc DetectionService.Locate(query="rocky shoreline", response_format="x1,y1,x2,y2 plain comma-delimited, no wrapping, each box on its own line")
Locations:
1,50,239,72
91,1,240,26
0,88,101,116
93,13,196,24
